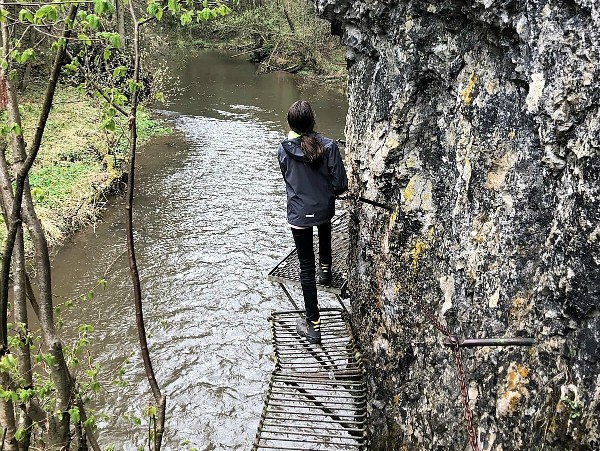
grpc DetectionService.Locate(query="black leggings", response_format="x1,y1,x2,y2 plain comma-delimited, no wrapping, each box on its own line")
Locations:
291,222,332,322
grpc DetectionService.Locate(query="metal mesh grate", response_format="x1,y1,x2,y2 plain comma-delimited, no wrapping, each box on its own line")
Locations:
268,214,349,297
254,309,367,450
331,212,349,236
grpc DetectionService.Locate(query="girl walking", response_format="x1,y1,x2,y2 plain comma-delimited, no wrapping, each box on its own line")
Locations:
277,100,348,344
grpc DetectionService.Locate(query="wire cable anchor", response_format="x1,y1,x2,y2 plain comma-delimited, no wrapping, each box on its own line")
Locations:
443,337,535,348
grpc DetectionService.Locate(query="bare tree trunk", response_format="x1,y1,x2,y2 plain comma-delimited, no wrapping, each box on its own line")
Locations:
0,6,21,449
117,0,126,41
13,229,33,451
0,373,18,451
76,396,101,451
22,201,74,447
0,138,45,451
0,3,79,447
0,147,34,449
127,3,166,449
283,2,295,33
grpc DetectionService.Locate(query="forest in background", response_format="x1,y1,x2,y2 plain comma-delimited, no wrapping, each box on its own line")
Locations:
179,0,347,86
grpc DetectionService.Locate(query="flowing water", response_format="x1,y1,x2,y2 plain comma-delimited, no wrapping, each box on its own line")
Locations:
50,50,348,450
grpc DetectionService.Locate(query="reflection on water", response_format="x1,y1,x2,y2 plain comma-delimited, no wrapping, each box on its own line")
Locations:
51,50,347,449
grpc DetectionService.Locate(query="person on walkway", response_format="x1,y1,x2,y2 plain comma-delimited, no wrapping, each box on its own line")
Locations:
277,100,348,344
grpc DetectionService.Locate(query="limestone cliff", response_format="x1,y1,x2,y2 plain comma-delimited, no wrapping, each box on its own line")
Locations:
315,0,600,449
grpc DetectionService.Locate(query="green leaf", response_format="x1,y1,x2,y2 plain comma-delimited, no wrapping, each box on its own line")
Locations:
30,186,44,200
110,34,121,49
78,33,92,46
101,117,116,132
64,58,79,73
0,354,17,372
94,0,105,14
43,354,56,367
200,7,211,21
147,2,163,20
94,0,113,15
79,324,94,333
83,416,97,430
112,91,127,106
127,79,140,94
18,388,32,403
167,0,179,12
18,9,34,23
98,32,122,49
51,37,67,52
0,123,11,136
36,4,58,22
103,48,112,61
69,407,81,423
113,65,127,79
144,404,157,417
16,48,35,64
87,14,100,29
180,10,193,25
0,9,8,23
14,428,24,441
11,123,22,136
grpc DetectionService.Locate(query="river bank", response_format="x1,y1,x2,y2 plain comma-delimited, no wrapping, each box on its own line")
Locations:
13,0,348,253
1,85,169,251
50,50,349,449
178,1,347,90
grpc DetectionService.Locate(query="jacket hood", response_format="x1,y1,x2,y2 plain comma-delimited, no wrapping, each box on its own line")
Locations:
281,132,323,162
281,138,306,162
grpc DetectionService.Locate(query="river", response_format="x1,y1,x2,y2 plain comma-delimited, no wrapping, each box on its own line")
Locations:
50,50,348,450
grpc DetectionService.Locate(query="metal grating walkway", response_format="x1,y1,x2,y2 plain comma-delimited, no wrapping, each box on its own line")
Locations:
254,309,367,450
267,214,349,297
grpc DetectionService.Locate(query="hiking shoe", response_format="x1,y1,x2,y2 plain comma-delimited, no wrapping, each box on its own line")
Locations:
318,264,332,286
296,318,321,344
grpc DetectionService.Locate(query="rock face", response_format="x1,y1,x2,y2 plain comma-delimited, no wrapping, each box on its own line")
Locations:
315,1,600,449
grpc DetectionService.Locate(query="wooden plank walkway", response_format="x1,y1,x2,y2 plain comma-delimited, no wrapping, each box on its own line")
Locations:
253,309,367,450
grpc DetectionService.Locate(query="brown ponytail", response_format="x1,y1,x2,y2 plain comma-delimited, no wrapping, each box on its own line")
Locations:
287,100,325,166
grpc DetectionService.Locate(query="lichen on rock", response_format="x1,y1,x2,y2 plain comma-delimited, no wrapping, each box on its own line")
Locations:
315,0,600,449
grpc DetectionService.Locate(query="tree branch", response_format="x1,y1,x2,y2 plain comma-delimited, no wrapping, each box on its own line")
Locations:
126,2,166,449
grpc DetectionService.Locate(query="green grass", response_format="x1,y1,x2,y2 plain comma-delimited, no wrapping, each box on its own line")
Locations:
1,84,171,248
29,163,100,208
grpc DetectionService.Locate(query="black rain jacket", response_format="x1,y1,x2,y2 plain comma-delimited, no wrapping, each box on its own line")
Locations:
278,133,348,227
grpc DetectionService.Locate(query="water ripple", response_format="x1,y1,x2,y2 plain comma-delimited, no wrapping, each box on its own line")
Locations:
51,51,347,450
